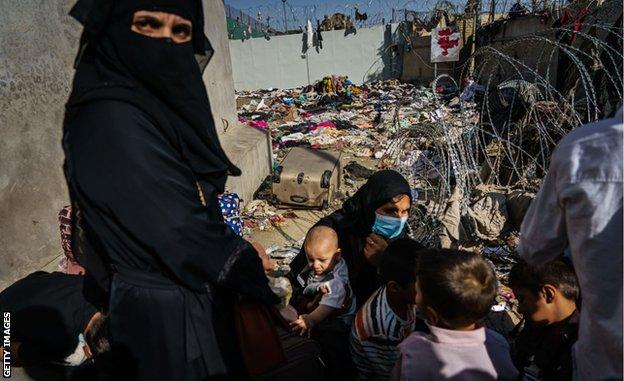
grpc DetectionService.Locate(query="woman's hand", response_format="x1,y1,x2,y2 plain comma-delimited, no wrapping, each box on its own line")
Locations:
363,233,388,266
250,241,276,274
290,314,314,336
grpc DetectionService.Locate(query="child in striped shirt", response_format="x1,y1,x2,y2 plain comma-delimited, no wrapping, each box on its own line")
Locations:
350,238,427,380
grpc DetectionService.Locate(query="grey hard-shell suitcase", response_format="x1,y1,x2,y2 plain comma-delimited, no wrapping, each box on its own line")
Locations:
271,147,341,210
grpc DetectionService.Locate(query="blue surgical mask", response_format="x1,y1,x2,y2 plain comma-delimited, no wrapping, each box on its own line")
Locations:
372,213,407,239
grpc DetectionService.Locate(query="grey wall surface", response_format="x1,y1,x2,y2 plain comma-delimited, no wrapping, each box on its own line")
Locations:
477,15,558,87
0,0,79,290
230,24,401,90
0,0,250,290
203,1,239,131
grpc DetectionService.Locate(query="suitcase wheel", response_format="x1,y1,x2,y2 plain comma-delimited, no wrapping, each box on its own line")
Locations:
272,166,283,183
320,170,332,189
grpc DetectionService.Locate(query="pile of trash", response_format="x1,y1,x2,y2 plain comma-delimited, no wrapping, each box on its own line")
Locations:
237,76,407,158
240,199,301,234
236,75,530,332
237,76,472,181
236,76,537,247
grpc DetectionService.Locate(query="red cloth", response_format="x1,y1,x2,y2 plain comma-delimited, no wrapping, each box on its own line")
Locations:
559,7,589,44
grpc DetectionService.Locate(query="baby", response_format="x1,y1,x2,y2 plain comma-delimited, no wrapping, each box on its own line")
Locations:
290,226,356,335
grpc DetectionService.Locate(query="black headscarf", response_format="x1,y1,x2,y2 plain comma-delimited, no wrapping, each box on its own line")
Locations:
66,0,240,193
324,169,412,234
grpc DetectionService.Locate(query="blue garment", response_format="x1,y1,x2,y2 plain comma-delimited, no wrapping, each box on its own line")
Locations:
218,193,243,236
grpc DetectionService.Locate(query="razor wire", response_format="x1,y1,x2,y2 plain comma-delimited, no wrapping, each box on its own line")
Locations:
384,15,623,246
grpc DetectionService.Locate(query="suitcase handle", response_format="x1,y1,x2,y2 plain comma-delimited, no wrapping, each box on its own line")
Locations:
290,195,308,203
320,170,332,189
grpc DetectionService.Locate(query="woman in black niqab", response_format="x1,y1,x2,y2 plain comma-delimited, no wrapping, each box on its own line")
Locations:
63,1,278,380
290,170,414,306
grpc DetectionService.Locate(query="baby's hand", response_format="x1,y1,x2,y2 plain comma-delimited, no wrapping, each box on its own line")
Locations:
319,285,330,295
290,314,314,336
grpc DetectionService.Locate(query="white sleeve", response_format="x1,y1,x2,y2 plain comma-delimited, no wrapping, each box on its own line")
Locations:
518,152,568,265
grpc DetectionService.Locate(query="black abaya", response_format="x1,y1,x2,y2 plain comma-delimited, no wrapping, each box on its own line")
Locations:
64,99,278,380
62,1,279,379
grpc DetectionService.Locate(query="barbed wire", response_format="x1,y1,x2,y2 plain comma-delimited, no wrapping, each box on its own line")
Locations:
385,11,623,245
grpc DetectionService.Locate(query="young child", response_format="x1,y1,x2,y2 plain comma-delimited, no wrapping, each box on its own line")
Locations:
350,238,428,380
290,225,357,380
393,249,519,381
290,225,356,334
508,259,579,381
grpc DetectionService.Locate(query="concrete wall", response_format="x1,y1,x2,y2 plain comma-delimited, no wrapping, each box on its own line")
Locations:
0,0,78,290
203,2,239,131
476,15,558,87
230,24,401,90
0,0,266,289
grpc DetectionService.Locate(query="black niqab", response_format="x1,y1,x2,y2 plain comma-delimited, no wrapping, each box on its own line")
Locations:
67,0,239,193
325,169,412,233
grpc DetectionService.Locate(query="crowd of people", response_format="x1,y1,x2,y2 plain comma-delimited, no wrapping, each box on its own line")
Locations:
0,0,622,380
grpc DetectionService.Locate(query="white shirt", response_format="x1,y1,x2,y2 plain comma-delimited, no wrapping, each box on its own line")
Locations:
519,109,623,381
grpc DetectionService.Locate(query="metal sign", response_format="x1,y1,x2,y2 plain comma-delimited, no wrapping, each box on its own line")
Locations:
431,26,461,63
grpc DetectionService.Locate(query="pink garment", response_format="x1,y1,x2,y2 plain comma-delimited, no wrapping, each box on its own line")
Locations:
392,325,518,381
309,121,336,131
246,119,268,130
317,121,335,128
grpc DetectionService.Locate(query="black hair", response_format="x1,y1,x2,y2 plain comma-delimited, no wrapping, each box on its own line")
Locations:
508,258,579,301
416,249,497,328
379,238,424,287
85,313,110,356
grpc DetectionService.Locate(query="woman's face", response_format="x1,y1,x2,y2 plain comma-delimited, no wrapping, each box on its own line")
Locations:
375,194,411,219
131,11,192,43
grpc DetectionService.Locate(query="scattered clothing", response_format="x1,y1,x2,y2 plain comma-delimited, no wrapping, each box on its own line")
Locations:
392,324,519,380
519,109,623,381
344,161,375,180
350,286,427,380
